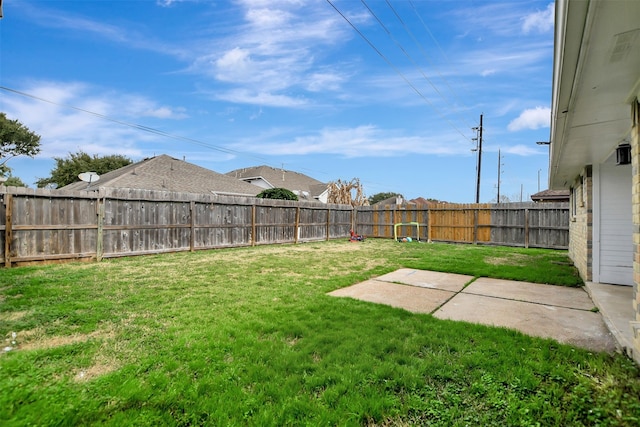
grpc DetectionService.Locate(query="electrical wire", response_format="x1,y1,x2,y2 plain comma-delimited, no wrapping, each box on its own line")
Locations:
0,85,396,193
385,0,475,129
362,0,474,135
326,0,473,142
407,0,482,116
0,85,269,161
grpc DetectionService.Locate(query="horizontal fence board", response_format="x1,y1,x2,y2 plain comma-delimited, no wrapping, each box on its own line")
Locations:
0,186,569,267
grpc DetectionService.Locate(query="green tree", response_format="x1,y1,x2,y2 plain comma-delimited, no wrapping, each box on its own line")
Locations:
4,175,28,187
368,192,404,205
36,151,132,188
0,164,27,187
0,112,41,167
256,188,299,201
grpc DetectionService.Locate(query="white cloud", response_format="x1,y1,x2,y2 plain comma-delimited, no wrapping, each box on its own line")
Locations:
21,3,187,58
306,72,344,92
508,107,551,131
156,0,194,7
214,48,254,82
231,125,469,158
213,89,307,108
494,144,541,156
245,8,292,28
522,3,554,34
188,1,351,107
1,82,188,158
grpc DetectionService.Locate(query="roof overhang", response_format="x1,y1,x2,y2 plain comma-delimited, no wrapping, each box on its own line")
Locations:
549,0,640,188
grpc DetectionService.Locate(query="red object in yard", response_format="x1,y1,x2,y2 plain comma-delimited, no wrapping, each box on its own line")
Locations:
350,229,365,242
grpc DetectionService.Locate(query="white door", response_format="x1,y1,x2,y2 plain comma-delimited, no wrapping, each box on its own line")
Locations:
599,162,633,285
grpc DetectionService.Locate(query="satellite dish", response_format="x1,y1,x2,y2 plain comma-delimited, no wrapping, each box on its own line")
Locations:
78,171,100,185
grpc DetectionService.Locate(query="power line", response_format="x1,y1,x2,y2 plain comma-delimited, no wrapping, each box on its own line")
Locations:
0,85,268,161
0,85,395,194
407,0,482,115
386,0,475,129
364,0,474,133
326,0,472,142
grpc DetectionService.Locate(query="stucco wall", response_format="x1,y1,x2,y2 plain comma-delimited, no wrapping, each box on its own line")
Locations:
568,166,592,283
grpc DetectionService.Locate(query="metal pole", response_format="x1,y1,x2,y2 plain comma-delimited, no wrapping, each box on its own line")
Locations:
538,169,541,192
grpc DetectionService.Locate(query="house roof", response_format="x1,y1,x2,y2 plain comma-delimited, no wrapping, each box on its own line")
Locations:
60,155,263,196
530,189,570,202
549,0,640,188
373,196,404,205
226,165,327,198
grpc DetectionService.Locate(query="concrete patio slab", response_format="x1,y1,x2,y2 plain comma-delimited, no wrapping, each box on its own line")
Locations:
329,268,620,353
375,268,472,292
465,278,596,310
328,279,454,314
433,293,616,353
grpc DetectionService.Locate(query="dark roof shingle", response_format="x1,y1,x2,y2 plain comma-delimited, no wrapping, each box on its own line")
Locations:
226,165,327,198
60,155,262,196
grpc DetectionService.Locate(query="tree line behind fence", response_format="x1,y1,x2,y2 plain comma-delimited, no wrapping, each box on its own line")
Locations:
0,187,569,267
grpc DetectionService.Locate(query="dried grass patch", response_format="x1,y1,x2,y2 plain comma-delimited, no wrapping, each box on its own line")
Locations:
16,327,116,352
0,310,30,322
73,360,119,382
485,253,529,266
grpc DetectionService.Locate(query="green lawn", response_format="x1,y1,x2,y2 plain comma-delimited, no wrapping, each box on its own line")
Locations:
1,239,639,426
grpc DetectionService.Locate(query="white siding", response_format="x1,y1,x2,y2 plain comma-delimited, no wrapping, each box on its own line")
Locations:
599,162,633,285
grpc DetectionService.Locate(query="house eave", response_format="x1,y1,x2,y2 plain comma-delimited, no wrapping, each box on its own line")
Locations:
549,0,640,189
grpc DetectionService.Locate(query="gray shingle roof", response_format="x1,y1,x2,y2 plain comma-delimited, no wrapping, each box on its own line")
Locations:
60,155,263,196
225,165,328,199
530,189,570,202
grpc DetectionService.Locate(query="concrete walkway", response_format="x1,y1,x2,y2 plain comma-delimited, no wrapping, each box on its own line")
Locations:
329,269,622,354
585,282,635,359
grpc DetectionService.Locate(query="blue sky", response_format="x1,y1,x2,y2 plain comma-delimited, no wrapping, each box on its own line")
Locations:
0,0,555,202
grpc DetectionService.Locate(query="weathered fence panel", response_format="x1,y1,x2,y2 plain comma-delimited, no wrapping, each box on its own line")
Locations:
0,186,569,267
194,200,253,249
1,189,98,266
353,202,568,248
0,187,356,266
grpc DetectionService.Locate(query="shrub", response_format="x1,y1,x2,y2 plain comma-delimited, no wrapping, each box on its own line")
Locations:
257,188,299,201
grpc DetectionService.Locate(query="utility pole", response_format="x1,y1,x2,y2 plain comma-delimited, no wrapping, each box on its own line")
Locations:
473,114,483,203
497,149,503,203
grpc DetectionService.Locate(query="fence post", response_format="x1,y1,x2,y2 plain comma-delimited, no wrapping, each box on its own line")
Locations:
427,207,432,243
351,206,356,233
189,201,196,252
326,207,330,241
96,197,105,261
473,207,479,245
373,206,379,238
251,204,256,246
524,208,530,248
4,194,13,268
295,204,300,244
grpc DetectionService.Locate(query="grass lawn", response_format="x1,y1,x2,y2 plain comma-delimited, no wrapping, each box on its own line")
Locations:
1,239,639,426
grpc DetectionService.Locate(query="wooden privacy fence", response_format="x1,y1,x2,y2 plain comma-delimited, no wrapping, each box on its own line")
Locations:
0,187,353,267
353,202,569,249
0,187,569,267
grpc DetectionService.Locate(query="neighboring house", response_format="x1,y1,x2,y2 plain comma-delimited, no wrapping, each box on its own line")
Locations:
530,189,570,203
549,0,640,362
61,154,263,196
373,196,405,206
226,165,329,202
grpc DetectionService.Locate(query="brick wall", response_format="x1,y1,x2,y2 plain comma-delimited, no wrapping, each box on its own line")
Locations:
631,99,640,364
568,166,593,283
